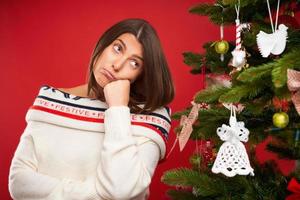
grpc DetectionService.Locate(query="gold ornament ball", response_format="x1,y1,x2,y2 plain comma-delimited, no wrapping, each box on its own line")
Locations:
273,112,289,128
215,40,229,54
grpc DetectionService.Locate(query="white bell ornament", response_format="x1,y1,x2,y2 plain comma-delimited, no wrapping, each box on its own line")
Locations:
212,104,254,177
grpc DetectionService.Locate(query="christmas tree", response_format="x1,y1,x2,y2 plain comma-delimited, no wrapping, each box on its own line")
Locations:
162,0,300,199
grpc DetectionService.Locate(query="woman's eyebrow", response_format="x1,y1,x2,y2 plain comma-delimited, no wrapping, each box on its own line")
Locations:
116,38,144,61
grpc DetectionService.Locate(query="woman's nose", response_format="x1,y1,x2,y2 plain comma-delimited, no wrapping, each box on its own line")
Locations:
112,57,126,71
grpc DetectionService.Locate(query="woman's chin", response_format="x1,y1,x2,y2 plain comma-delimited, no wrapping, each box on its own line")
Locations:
95,76,109,88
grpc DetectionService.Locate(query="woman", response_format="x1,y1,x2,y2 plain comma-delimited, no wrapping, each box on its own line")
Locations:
9,18,174,200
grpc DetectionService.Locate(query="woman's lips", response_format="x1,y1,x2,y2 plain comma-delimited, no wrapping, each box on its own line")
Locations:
102,69,116,81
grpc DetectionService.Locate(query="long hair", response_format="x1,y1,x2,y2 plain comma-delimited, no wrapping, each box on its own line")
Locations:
87,18,175,114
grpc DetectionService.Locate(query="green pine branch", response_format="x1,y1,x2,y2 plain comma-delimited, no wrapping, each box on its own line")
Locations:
272,49,300,88
161,168,202,188
219,82,266,103
162,154,288,199
172,107,192,120
194,86,231,104
237,64,273,83
162,168,226,197
247,160,287,200
183,52,204,74
237,49,300,88
287,29,300,48
166,189,200,200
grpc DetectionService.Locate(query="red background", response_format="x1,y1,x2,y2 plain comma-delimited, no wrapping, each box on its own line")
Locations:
0,0,299,199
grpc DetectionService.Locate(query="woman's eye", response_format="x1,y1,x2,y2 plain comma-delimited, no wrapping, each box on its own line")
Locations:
130,60,140,68
113,44,122,53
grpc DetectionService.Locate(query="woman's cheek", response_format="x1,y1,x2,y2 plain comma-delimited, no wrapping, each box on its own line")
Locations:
92,70,105,88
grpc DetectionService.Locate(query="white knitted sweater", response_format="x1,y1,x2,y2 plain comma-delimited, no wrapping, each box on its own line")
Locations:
8,85,171,200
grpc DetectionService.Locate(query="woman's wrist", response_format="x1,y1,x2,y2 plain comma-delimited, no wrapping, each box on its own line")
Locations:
108,102,128,107
107,105,129,110
104,105,131,140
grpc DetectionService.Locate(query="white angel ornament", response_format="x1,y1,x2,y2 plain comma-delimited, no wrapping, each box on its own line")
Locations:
212,104,254,177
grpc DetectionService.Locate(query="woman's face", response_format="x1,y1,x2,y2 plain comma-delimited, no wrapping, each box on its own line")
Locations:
93,33,144,88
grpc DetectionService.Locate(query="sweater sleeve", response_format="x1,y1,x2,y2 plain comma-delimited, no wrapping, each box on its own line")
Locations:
9,130,99,200
9,106,163,200
95,106,160,199
8,130,61,199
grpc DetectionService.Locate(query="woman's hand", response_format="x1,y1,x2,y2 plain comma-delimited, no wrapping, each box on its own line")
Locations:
103,79,130,107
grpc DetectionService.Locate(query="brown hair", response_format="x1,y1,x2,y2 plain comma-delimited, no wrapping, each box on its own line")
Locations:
86,18,175,114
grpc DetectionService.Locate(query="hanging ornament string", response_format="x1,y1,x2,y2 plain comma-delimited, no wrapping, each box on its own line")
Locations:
267,0,281,33
235,0,240,19
213,3,228,62
220,7,225,62
220,21,224,61
275,0,280,31
234,0,241,51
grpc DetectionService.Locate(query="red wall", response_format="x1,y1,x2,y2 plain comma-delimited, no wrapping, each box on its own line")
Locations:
0,0,298,199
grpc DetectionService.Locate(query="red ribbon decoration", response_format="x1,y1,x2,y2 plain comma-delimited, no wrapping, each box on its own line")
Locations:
273,97,289,112
286,178,300,200
287,69,300,115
